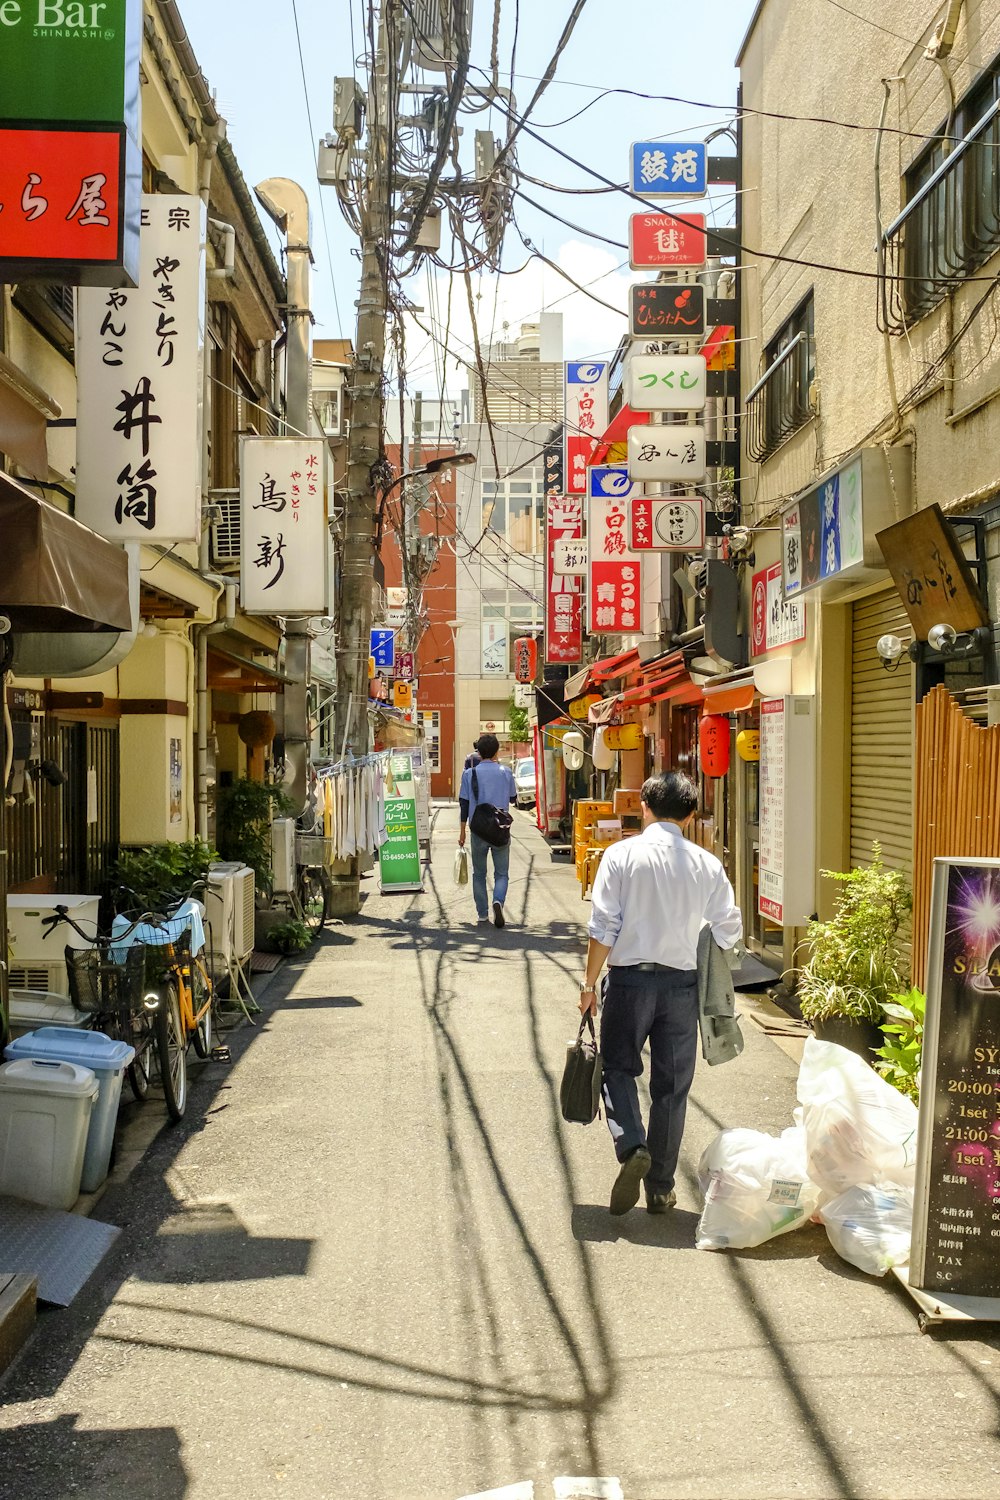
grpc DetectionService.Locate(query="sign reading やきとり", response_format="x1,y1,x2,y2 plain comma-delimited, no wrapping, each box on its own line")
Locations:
240,437,328,615
76,194,204,542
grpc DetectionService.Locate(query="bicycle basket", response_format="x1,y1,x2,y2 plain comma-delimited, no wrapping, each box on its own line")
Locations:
66,943,148,1015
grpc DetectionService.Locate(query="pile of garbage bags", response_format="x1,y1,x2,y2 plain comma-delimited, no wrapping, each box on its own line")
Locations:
696,1037,918,1276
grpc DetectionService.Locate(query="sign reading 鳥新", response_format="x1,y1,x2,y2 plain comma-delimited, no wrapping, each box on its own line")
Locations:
629,211,707,269
587,465,644,635
630,141,707,198
750,562,806,656
0,0,142,285
564,361,608,496
76,194,204,541
240,437,328,615
909,858,1000,1300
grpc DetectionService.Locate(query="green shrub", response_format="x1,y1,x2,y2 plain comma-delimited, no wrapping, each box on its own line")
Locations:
216,778,292,893
876,987,924,1101
264,920,312,955
116,839,218,915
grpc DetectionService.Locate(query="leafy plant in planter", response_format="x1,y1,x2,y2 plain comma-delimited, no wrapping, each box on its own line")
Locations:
792,844,912,1057
264,920,312,956
216,777,292,894
875,987,925,1101
115,839,219,914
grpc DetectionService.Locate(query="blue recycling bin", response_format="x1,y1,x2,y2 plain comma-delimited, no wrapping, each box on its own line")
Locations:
4,1027,135,1193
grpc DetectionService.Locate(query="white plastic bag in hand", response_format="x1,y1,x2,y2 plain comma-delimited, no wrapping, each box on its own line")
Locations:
453,846,469,886
796,1037,919,1195
819,1182,913,1277
696,1125,822,1251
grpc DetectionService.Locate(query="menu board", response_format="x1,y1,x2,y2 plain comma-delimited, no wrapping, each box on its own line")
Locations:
911,858,1000,1297
758,698,785,923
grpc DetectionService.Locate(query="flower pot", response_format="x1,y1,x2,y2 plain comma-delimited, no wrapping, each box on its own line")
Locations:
811,1013,883,1063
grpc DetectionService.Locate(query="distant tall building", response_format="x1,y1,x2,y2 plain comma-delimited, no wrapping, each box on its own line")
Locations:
473,314,564,424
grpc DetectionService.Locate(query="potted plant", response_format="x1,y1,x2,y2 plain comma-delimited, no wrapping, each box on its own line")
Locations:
792,844,912,1060
875,987,924,1101
115,839,219,914
215,777,292,895
263,919,312,956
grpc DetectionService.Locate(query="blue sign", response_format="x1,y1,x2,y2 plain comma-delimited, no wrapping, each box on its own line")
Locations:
630,141,707,198
370,628,395,668
588,464,638,500
566,360,607,386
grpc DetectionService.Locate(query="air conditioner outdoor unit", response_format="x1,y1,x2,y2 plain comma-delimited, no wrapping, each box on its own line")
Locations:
7,895,102,997
210,490,241,565
204,863,256,968
271,820,297,895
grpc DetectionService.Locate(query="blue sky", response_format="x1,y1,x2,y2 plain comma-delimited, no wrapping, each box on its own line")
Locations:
183,0,756,379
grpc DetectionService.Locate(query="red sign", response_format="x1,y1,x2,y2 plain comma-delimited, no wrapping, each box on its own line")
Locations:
545,493,583,664
751,562,807,656
629,212,707,270
396,650,415,682
590,560,640,635
513,637,538,683
0,126,126,273
700,714,731,778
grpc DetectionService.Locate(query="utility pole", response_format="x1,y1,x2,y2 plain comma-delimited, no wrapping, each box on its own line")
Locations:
330,3,396,916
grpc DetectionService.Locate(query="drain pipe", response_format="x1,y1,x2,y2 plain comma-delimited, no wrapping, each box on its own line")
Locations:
253,178,314,818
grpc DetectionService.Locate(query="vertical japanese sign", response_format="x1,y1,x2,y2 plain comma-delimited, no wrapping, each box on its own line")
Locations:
0,0,142,284
587,465,644,635
544,428,582,665
370,629,395,669
76,194,205,542
758,696,815,926
240,437,328,614
379,752,423,893
564,362,608,496
910,859,1000,1299
758,699,786,924
750,563,806,656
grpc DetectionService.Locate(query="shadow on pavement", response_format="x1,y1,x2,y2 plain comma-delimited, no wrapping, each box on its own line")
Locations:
571,1203,701,1249
0,1413,188,1496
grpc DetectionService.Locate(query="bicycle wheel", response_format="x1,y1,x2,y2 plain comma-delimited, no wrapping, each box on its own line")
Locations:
191,957,214,1059
127,1010,155,1102
153,980,187,1122
297,867,331,935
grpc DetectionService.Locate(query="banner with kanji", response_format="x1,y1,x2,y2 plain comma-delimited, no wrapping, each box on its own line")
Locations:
545,493,583,664
564,361,608,496
587,465,644,635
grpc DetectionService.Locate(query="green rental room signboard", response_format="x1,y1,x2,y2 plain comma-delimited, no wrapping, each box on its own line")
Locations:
379,753,424,894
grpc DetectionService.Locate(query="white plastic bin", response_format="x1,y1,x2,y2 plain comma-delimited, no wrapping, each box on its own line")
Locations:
7,991,90,1042
0,1058,98,1210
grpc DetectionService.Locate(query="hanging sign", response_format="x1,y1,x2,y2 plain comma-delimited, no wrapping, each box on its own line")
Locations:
395,649,415,681
627,426,706,483
393,680,412,709
379,751,423,893
751,562,806,655
370,628,394,668
626,354,707,412
76,193,205,541
545,491,584,665
587,465,644,635
553,537,587,575
240,437,327,614
385,586,406,627
630,496,705,551
629,283,705,339
481,619,507,676
629,141,707,198
700,714,731,778
564,361,608,495
513,636,538,684
909,858,1000,1301
629,211,707,269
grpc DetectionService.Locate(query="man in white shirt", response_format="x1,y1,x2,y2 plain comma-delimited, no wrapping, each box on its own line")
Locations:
580,771,742,1216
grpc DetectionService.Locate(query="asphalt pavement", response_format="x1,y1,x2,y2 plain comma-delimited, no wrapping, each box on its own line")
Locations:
2,807,1000,1500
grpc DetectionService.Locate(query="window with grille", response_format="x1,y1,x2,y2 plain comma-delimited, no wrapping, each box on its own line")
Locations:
746,293,815,462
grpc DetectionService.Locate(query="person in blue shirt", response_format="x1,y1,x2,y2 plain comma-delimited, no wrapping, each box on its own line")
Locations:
458,733,517,927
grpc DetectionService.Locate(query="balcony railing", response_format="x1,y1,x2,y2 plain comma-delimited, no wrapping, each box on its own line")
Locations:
745,333,814,462
880,98,1000,333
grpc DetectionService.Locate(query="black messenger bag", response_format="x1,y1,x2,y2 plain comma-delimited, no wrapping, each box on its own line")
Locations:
469,767,513,848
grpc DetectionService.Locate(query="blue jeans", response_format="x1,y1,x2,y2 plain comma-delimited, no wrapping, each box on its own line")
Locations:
600,966,699,1195
470,831,510,917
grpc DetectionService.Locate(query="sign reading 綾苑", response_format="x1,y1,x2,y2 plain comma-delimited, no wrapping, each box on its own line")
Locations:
379,752,423,893
76,194,204,541
630,141,707,198
910,858,1000,1300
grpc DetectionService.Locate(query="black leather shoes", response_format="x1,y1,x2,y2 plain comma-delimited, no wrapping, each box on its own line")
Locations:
609,1146,652,1216
646,1190,677,1215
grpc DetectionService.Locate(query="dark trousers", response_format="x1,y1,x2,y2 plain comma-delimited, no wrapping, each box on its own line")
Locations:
600,965,699,1196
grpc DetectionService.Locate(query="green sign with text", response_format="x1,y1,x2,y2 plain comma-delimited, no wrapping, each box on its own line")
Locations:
379,753,424,893
0,0,141,130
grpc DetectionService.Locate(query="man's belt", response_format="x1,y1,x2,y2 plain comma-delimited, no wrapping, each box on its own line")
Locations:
613,962,693,975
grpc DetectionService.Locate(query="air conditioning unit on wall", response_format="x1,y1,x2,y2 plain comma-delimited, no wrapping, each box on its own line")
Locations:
271,820,297,895
210,490,241,565
205,863,256,969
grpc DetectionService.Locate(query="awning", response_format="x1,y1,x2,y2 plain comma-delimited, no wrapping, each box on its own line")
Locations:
0,350,58,480
208,644,292,692
590,653,699,720
591,647,641,683
591,404,649,467
702,672,756,713
0,473,131,633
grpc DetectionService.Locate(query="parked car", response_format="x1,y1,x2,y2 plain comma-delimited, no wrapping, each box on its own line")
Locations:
514,757,536,808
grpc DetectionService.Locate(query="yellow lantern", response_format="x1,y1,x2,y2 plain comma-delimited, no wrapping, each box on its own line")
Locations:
736,729,760,762
569,693,601,721
368,655,376,680
604,722,642,752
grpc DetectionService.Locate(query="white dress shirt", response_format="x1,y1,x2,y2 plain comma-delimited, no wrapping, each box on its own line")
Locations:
588,819,742,971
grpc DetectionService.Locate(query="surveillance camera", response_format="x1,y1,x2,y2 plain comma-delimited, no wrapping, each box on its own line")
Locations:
724,525,752,555
928,622,957,653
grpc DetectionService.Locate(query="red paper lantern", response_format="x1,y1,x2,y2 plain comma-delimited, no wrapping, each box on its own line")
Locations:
513,636,538,684
700,714,731,778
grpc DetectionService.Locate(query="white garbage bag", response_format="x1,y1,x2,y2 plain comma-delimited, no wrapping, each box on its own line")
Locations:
818,1183,913,1277
453,846,469,886
696,1125,822,1251
796,1037,919,1196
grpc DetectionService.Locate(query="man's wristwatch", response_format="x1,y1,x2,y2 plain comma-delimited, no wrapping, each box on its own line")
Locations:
580,983,596,994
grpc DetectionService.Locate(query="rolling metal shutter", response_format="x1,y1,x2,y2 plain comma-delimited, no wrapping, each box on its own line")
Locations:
849,588,913,875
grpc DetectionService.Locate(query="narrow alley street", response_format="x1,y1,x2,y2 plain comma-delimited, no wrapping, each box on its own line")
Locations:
1,810,1000,1500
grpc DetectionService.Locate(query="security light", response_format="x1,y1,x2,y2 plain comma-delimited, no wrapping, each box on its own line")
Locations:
876,633,905,663
928,622,958,653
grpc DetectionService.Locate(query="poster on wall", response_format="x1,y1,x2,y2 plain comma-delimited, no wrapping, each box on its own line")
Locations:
169,737,182,825
76,194,205,541
758,699,786,923
758,696,816,926
240,436,328,615
909,858,1000,1304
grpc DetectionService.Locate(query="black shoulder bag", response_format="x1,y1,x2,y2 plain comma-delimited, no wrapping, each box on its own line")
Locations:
469,766,513,848
560,1012,602,1125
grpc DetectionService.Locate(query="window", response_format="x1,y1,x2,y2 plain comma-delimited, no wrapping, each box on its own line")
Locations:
746,293,815,462
882,58,1000,329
